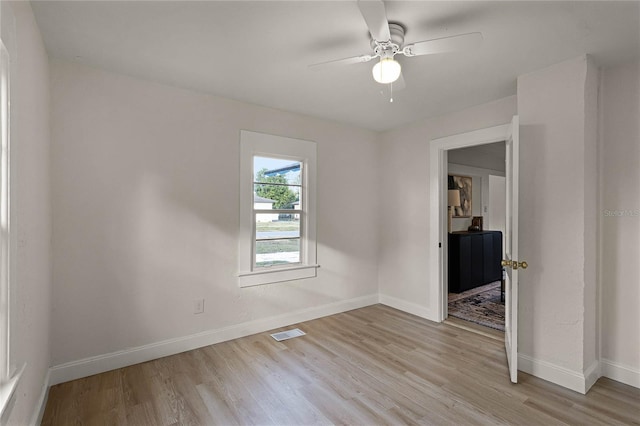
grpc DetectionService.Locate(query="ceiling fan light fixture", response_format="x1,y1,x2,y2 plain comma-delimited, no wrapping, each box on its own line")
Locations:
372,57,401,84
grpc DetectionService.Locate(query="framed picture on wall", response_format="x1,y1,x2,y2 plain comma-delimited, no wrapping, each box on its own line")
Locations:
448,174,472,218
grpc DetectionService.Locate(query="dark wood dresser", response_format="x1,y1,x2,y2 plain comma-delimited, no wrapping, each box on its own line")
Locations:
448,230,503,293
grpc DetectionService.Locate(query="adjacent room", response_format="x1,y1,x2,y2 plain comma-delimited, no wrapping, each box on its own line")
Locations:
1,1,639,425
446,142,507,334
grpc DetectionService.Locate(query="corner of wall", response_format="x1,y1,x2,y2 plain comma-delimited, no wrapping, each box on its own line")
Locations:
28,370,51,426
519,354,599,394
378,294,437,322
596,59,640,388
600,359,640,389
3,1,54,424
582,54,599,373
595,56,606,383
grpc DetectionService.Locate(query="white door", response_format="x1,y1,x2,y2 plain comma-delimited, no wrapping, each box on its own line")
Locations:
504,115,522,383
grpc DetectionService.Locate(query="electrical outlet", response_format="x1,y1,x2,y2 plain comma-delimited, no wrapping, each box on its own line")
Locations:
194,299,205,314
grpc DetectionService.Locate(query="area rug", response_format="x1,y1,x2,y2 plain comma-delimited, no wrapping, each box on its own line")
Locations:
448,282,505,331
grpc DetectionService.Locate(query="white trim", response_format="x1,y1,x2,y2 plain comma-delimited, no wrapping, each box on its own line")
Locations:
429,123,511,322
428,144,447,321
378,294,437,322
239,264,320,277
29,369,50,426
518,354,598,394
601,359,640,389
0,27,12,386
238,265,317,287
238,130,317,287
0,363,23,424
0,7,21,422
584,360,601,393
49,294,378,386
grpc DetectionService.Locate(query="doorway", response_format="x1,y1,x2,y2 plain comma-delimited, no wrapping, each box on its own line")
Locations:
428,117,520,383
445,142,506,336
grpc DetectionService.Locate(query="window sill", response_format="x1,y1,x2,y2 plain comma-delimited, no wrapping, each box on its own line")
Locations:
238,264,319,287
0,364,25,424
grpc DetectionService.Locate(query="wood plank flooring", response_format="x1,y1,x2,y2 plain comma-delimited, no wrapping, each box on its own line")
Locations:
42,304,640,425
444,316,504,341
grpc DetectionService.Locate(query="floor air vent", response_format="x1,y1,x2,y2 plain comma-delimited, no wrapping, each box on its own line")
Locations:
270,328,306,341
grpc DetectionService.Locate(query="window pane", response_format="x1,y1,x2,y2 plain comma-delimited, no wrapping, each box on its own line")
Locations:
256,216,300,240
255,238,300,267
254,156,301,185
253,184,300,210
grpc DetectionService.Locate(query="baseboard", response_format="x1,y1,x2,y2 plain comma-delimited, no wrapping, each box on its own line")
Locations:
379,294,437,322
519,354,599,394
520,356,640,392
584,360,601,393
601,358,640,389
49,294,379,386
29,369,50,426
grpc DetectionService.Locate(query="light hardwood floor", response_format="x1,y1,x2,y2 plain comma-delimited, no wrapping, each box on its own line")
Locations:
42,304,639,425
444,316,504,341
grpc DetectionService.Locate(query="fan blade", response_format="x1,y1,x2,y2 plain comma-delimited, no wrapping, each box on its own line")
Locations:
357,0,391,42
309,54,374,69
403,32,483,57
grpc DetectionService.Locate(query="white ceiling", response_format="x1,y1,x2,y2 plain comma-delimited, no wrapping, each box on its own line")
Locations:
32,1,640,131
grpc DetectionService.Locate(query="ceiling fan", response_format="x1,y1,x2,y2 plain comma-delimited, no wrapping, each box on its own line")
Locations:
310,0,483,87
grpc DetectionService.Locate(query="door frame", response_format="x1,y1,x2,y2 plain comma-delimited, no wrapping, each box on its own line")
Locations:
429,123,512,322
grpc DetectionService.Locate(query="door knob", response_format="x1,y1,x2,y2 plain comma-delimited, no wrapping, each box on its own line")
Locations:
501,259,512,267
517,261,528,269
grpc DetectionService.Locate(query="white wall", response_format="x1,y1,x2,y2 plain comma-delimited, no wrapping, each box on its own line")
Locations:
378,55,610,394
599,59,640,386
49,60,379,371
377,96,516,309
3,2,52,425
517,55,599,392
447,163,505,232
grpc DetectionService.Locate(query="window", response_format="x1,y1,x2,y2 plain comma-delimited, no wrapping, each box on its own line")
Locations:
254,156,302,268
238,131,317,287
0,35,20,422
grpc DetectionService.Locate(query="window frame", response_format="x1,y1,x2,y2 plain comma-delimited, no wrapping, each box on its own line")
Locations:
238,131,317,287
0,16,22,422
0,37,8,384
